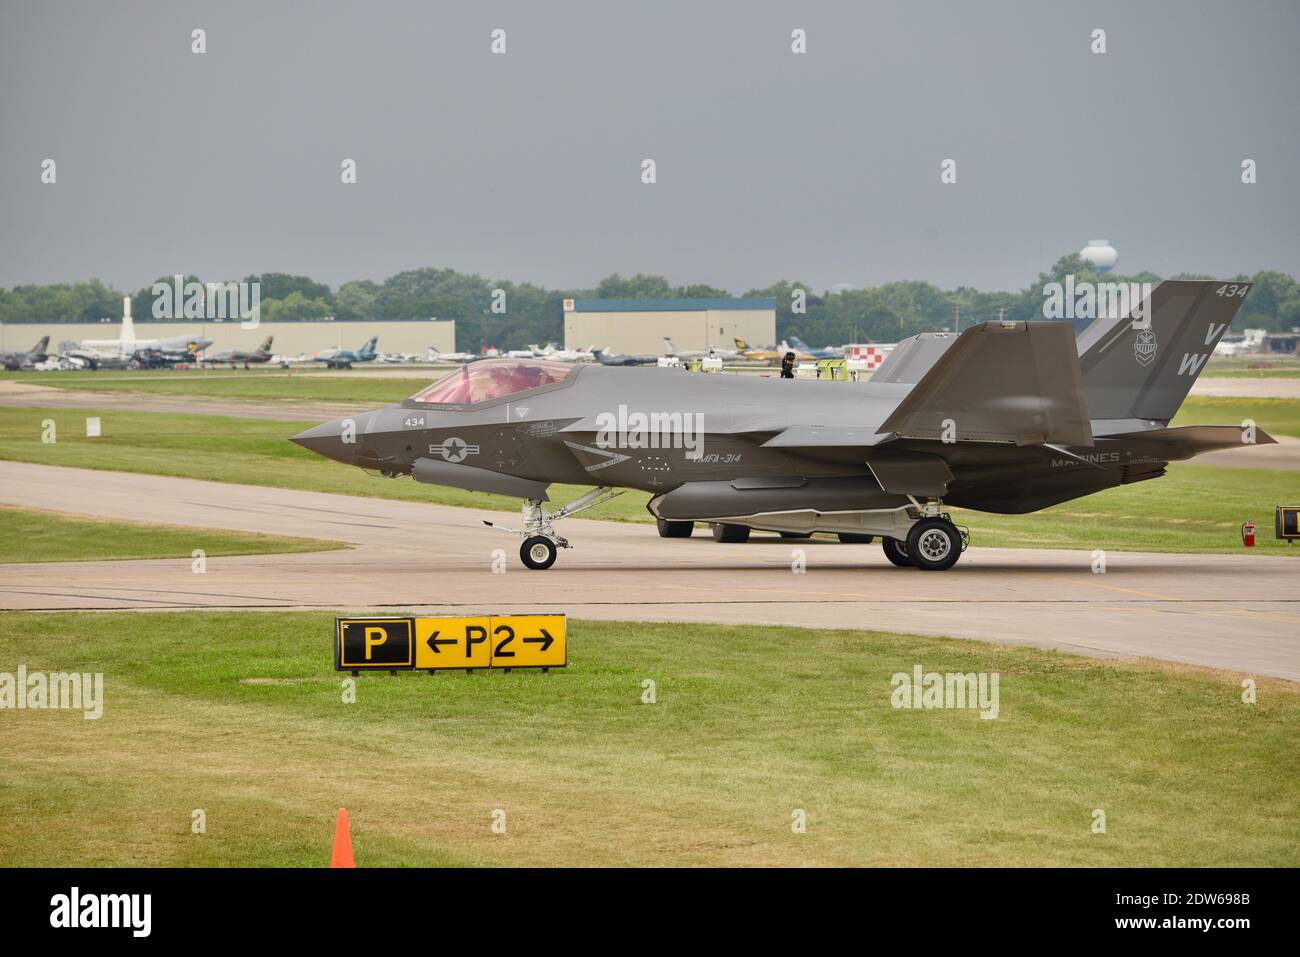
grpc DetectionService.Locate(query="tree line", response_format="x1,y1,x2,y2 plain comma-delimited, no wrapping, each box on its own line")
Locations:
2,255,1297,351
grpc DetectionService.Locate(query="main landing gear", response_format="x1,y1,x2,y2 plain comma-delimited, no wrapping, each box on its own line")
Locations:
656,518,695,538
484,487,624,570
882,512,967,571
688,498,968,570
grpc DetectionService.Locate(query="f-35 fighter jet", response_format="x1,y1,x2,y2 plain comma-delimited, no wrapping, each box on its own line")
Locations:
292,280,1272,571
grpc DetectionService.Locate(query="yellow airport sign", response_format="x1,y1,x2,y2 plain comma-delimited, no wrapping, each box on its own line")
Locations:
336,618,415,669
484,615,566,669
335,615,566,673
415,616,493,670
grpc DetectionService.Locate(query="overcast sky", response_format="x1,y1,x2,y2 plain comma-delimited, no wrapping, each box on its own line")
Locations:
1,0,1297,294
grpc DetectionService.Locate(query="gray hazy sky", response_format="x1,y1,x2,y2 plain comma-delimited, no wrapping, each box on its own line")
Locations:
2,0,1297,294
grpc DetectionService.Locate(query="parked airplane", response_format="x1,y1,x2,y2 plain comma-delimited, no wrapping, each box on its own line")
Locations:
734,337,812,362
79,298,212,358
315,336,378,369
57,339,131,371
1,336,50,370
427,346,479,364
203,336,275,368
784,336,844,359
293,280,1268,572
662,337,741,361
592,346,658,366
536,343,597,363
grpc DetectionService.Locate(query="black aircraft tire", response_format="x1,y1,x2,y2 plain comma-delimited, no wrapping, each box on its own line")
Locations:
838,532,875,544
711,523,751,544
881,537,912,567
904,518,962,571
779,531,813,539
657,518,694,538
520,536,558,570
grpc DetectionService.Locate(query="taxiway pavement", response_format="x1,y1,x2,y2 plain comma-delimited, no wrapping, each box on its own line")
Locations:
1,461,1295,681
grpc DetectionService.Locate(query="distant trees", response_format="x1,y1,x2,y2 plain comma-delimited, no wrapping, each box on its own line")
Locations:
0,280,119,325
5,257,1298,350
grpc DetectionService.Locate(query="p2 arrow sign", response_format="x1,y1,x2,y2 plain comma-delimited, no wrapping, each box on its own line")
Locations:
487,616,566,669
336,615,566,674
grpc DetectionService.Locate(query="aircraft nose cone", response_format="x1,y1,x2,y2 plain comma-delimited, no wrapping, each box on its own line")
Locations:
291,419,353,464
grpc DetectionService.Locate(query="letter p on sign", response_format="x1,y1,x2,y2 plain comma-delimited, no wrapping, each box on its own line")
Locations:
364,627,387,660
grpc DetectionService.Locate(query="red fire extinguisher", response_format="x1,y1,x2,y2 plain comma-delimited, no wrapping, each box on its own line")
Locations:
1242,520,1256,547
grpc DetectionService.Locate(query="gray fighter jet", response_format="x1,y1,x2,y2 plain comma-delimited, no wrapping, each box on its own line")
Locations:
292,280,1273,571
1,336,50,370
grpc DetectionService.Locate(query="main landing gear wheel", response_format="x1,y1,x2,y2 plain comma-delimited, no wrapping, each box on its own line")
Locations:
520,536,558,570
711,523,751,543
838,532,875,544
905,518,962,571
881,537,912,567
657,518,694,538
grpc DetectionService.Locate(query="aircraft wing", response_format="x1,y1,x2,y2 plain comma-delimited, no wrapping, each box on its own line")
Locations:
878,320,1093,447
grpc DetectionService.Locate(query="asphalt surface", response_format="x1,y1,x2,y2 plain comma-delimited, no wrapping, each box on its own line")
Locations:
1,460,1296,681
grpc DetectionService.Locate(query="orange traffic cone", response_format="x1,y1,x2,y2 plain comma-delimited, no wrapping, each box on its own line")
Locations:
330,807,355,868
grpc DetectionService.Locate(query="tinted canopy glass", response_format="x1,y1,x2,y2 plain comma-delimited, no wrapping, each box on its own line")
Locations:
410,358,573,405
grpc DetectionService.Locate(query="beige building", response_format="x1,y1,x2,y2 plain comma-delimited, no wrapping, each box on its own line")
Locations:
563,298,776,354
1,319,456,358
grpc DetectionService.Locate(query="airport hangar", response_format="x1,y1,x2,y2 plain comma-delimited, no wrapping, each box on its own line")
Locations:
2,318,457,357
563,297,777,354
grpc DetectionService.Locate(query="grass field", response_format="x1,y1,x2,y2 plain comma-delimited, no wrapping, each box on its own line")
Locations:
1173,396,1300,437
0,369,415,404
1,405,1296,554
0,506,344,564
0,612,1295,867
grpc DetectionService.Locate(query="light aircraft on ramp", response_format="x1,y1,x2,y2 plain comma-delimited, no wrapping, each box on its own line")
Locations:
315,335,378,369
293,280,1272,572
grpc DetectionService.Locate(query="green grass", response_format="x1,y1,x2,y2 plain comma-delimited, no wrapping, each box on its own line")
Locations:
0,505,345,564
0,405,644,520
0,612,1294,867
1173,396,1300,438
0,368,416,404
1,405,1296,554
953,463,1300,554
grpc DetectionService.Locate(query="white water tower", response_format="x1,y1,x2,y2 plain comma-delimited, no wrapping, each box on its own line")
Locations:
1080,239,1118,273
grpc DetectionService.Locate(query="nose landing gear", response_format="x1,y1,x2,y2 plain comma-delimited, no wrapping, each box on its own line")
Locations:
483,486,624,570
520,535,558,570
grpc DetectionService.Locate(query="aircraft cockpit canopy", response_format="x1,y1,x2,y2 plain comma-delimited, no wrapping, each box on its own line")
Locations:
409,358,573,405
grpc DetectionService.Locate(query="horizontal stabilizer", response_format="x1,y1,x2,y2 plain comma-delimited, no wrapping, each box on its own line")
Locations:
879,321,1093,447
1098,424,1276,460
